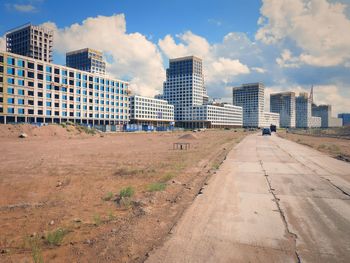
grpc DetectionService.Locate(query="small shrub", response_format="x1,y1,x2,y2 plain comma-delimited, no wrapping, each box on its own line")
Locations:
160,173,175,183
119,186,135,198
147,182,166,192
212,163,220,170
102,192,114,201
108,210,116,221
26,236,43,263
45,228,67,246
93,214,102,226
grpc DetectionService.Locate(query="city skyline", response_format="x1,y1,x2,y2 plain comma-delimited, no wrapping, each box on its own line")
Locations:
0,0,349,114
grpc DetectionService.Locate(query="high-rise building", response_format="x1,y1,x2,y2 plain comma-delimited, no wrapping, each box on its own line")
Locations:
270,92,296,128
312,104,343,128
232,83,264,127
232,82,279,128
0,51,129,125
66,48,106,74
162,56,207,121
338,113,350,126
296,92,312,128
161,56,242,128
6,23,53,62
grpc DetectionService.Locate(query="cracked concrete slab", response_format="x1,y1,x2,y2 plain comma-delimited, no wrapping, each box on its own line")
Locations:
147,134,350,263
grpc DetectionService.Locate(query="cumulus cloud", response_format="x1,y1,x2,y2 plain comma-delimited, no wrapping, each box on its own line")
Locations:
42,14,165,97
158,31,251,97
256,0,350,67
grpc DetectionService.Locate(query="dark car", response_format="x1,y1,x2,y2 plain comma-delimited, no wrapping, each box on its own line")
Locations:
262,128,271,136
270,124,277,132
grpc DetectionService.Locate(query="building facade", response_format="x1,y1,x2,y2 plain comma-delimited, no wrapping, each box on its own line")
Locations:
232,82,279,128
295,92,312,128
261,112,280,128
338,113,350,126
312,104,342,127
129,95,174,126
66,48,106,75
6,23,53,63
184,104,243,129
232,83,264,127
270,92,295,128
0,51,129,125
310,116,322,128
162,56,208,121
161,56,242,128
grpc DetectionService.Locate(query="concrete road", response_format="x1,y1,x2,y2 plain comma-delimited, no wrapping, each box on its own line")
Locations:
147,133,350,263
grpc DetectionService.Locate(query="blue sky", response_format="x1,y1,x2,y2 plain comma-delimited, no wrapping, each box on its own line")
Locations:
0,0,262,42
0,0,349,114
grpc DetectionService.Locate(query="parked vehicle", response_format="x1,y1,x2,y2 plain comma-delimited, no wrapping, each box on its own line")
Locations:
270,124,277,132
262,128,271,136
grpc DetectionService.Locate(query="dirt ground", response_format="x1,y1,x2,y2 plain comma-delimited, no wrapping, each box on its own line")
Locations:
0,124,248,263
278,130,350,162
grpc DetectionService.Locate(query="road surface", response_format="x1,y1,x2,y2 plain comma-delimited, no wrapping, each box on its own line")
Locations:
147,133,350,263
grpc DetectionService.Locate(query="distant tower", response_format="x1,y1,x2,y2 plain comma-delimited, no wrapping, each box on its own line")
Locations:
309,85,314,104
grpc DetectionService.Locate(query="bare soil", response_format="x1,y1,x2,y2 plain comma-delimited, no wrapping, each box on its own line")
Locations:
0,124,247,262
278,130,350,162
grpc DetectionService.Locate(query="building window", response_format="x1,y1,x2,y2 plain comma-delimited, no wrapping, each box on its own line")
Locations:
18,108,25,114
7,57,15,65
7,98,15,104
18,99,24,105
7,87,14,94
7,67,15,75
7,108,14,114
17,59,25,67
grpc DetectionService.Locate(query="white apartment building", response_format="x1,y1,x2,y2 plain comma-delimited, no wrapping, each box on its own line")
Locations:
161,56,243,128
187,103,243,128
261,112,280,128
129,95,174,126
0,51,130,125
232,82,279,128
270,92,296,128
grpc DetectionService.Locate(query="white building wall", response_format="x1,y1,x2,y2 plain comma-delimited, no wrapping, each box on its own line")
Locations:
261,112,280,128
310,116,321,128
129,95,174,122
191,104,242,126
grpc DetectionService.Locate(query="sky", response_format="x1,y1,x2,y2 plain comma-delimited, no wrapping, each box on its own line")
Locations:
0,0,349,115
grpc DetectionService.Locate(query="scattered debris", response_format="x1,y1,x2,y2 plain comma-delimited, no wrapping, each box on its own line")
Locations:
19,133,28,138
49,220,55,225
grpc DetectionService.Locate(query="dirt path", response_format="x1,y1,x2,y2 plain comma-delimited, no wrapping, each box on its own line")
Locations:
147,133,350,263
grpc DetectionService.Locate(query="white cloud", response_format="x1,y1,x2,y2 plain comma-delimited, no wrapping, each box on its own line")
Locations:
42,14,165,97
158,31,250,93
13,4,36,12
208,19,222,26
256,0,350,67
252,67,266,73
276,49,301,68
5,3,37,13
